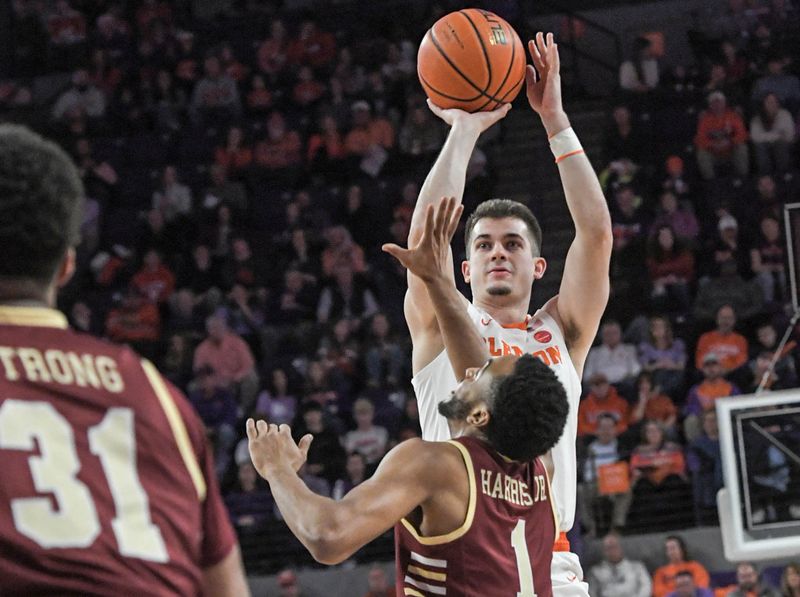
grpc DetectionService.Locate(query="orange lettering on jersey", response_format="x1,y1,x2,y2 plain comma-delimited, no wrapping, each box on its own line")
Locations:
545,345,562,365
531,350,551,366
487,337,503,357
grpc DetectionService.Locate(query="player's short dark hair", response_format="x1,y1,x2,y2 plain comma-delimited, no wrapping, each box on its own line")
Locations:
485,355,568,461
0,124,84,282
464,199,542,258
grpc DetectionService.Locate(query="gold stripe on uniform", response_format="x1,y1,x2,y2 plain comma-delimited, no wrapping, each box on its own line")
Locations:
408,565,446,582
0,305,68,329
400,439,476,545
142,359,207,501
404,588,425,597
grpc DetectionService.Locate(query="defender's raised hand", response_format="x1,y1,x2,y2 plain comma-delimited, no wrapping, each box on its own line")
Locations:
382,196,463,283
246,419,313,480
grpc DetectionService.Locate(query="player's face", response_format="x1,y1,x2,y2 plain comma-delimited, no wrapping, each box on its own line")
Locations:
439,356,518,422
463,218,544,305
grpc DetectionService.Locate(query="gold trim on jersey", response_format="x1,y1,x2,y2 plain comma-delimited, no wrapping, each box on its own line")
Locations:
142,359,207,501
0,305,68,329
400,439,476,545
408,565,446,582
404,588,425,597
542,461,560,543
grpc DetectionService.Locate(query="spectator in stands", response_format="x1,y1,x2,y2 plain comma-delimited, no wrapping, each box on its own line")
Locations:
332,451,368,500
362,566,393,597
684,352,741,441
182,244,222,305
343,397,389,466
256,19,289,77
161,332,194,387
224,461,272,531
750,93,796,177
660,156,693,205
188,365,238,479
302,360,341,411
74,137,118,201
619,37,660,95
609,184,649,319
604,104,648,164
46,0,87,66
588,532,652,597
292,66,325,108
694,261,763,327
754,174,784,221
364,313,405,388
253,111,302,171
726,562,781,597
214,126,253,175
273,268,317,325
579,414,632,537
295,401,345,484
104,287,160,359
52,69,107,121
750,322,797,385
321,225,366,277
316,264,378,325
687,410,722,525
650,191,700,246
307,113,346,174
666,570,713,597
694,91,749,181
152,165,193,223
131,248,175,304
276,568,302,597
151,69,187,132
751,215,788,304
652,535,711,597
344,100,395,157
287,19,336,69
578,372,631,437
584,320,641,395
193,312,259,414
781,563,800,597
629,371,678,437
219,42,247,83
190,54,241,124
638,316,686,398
173,31,200,93
254,368,296,426
646,225,695,316
695,304,749,372
629,422,690,531
87,48,121,97
223,237,260,289
398,102,445,157
204,164,247,215
245,74,272,115
751,54,800,112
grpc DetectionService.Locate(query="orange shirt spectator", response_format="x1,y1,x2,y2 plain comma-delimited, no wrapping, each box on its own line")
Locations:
246,75,272,113
254,112,302,169
105,294,160,342
287,20,336,68
695,329,748,371
694,93,748,157
256,20,289,76
345,101,395,155
131,252,175,304
653,561,711,597
630,374,677,428
578,373,630,436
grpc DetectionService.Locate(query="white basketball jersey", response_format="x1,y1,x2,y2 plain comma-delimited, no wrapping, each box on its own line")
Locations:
411,303,582,531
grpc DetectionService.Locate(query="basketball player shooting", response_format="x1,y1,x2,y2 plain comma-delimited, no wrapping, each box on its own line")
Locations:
398,32,612,596
248,198,570,596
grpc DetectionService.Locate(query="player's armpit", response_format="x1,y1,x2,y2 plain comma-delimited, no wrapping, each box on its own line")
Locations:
308,439,452,565
202,545,250,597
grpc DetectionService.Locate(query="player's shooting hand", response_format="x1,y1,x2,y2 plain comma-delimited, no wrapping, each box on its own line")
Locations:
246,419,313,480
427,99,511,133
381,196,462,283
525,32,564,119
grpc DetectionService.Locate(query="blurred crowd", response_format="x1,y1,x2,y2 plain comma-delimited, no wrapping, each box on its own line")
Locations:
3,0,800,588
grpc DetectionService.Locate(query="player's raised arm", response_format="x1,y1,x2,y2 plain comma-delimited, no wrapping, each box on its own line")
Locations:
384,198,487,381
528,32,612,373
246,420,456,565
405,103,510,373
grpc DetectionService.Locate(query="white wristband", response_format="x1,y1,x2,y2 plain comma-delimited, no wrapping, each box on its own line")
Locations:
549,127,584,163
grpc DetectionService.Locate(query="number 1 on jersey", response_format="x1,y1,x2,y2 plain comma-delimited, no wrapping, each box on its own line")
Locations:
511,519,537,597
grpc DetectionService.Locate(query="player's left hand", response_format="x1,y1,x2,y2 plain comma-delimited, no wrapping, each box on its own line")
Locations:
525,32,563,118
246,419,313,480
381,196,462,283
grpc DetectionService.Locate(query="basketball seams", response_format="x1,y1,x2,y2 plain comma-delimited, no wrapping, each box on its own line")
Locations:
457,10,492,94
489,22,521,110
427,28,497,103
419,70,483,103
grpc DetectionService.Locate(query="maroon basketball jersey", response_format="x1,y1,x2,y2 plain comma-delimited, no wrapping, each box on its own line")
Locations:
395,436,556,597
0,306,236,595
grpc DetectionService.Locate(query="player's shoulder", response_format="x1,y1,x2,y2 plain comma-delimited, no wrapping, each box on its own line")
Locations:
385,438,464,475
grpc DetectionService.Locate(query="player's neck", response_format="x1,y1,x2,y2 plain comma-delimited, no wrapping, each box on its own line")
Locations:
0,279,55,309
473,297,529,326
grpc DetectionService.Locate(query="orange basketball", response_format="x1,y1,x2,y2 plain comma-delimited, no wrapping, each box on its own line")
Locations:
418,9,526,113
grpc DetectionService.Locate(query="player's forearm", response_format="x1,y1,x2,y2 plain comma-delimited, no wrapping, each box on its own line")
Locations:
266,467,350,564
411,123,480,238
542,111,611,240
426,275,488,380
